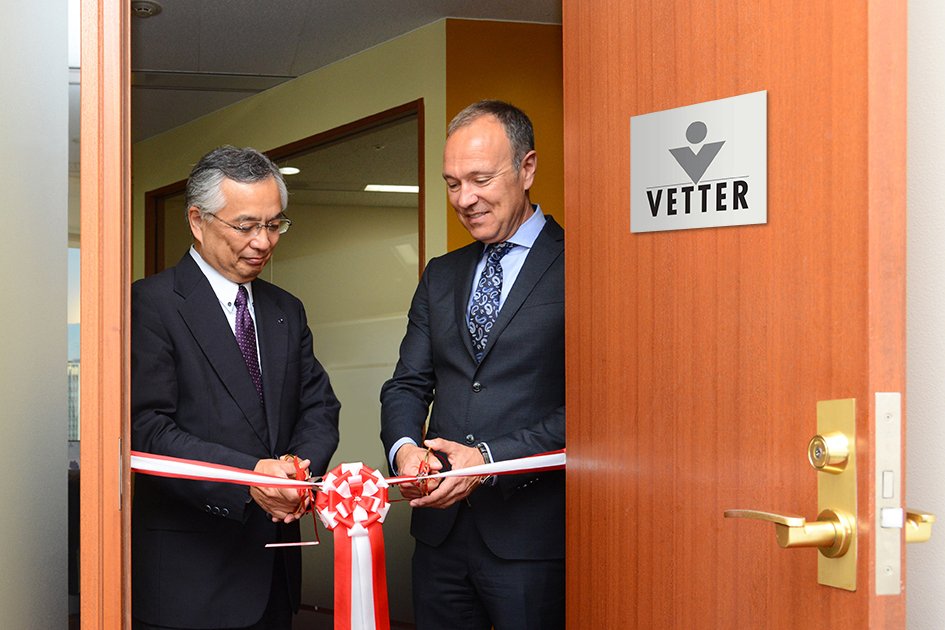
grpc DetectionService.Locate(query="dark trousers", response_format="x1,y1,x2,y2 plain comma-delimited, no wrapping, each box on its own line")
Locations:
412,504,565,630
132,552,292,630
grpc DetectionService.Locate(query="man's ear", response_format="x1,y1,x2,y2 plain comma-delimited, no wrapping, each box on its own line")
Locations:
519,150,537,191
187,207,204,244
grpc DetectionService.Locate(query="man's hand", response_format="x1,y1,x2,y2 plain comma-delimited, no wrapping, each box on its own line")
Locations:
395,444,443,499
409,437,486,509
250,457,310,523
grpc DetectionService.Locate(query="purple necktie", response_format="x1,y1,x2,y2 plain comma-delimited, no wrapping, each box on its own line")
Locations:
468,242,515,363
235,285,264,403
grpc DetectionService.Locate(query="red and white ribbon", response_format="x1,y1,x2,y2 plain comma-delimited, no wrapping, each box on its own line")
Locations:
315,463,390,630
387,449,566,486
130,450,318,488
130,448,566,629
130,449,566,489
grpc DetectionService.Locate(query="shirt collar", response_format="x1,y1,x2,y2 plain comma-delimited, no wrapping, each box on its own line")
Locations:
503,204,546,250
189,246,254,309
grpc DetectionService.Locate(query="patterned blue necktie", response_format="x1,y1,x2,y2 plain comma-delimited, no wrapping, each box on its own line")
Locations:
468,242,515,363
235,285,264,404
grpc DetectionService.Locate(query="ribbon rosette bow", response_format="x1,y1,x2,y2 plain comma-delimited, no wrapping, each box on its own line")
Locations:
315,463,391,630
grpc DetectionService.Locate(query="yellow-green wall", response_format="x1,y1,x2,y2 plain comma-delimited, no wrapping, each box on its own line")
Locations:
132,20,447,279
445,19,563,251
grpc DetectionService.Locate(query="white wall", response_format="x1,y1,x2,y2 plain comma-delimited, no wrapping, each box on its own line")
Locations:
0,1,69,626
907,1,945,627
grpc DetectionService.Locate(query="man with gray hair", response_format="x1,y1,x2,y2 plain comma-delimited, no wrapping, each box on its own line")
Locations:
131,146,340,629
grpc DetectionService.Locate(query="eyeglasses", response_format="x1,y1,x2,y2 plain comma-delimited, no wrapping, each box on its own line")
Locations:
207,214,292,237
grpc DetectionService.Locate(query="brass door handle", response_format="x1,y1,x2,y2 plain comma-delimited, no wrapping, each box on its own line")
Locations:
905,509,936,543
724,508,855,558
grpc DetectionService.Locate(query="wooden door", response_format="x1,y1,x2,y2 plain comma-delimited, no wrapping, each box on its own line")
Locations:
563,1,905,627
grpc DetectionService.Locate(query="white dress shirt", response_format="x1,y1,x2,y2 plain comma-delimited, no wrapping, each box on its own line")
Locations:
189,246,262,372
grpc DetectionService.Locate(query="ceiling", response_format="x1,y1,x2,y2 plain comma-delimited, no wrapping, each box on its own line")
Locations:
130,0,561,142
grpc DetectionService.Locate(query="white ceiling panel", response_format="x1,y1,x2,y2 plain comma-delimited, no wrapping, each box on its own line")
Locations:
131,1,203,71
196,1,311,74
129,0,561,141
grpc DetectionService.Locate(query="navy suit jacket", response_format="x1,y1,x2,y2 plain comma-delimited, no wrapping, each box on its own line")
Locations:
380,215,565,560
131,252,340,628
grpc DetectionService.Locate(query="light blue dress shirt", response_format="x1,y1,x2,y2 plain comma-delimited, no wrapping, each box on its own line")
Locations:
388,205,547,471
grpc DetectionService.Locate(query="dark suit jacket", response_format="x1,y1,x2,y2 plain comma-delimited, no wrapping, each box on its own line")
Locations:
380,215,565,561
131,252,340,628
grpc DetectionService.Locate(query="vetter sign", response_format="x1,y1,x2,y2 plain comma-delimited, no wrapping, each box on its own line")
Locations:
630,91,767,233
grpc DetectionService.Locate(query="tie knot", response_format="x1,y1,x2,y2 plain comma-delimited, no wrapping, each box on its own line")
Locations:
235,285,248,309
488,242,514,261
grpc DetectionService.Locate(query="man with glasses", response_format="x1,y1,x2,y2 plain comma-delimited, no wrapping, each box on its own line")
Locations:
131,146,340,630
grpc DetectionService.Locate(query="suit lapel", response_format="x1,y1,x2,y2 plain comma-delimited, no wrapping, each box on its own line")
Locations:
174,254,271,450
454,241,486,361
478,216,564,365
253,281,288,452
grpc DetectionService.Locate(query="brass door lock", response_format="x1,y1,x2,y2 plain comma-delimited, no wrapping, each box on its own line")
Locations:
724,399,858,590
808,431,849,473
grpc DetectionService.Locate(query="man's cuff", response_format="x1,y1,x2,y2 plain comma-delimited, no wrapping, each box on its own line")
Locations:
388,437,418,474
476,442,497,486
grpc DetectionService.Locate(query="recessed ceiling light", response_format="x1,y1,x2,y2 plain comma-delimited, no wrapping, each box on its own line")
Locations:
364,184,419,193
131,0,163,18
279,166,300,175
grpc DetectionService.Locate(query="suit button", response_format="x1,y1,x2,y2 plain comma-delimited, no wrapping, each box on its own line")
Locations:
204,504,212,513
221,508,230,517
211,506,221,516
465,434,475,444
472,381,482,393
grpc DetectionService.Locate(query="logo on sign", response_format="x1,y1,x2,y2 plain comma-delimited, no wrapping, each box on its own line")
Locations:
630,91,767,233
670,121,724,184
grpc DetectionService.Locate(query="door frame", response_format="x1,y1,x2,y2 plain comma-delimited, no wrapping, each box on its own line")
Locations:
79,0,131,627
